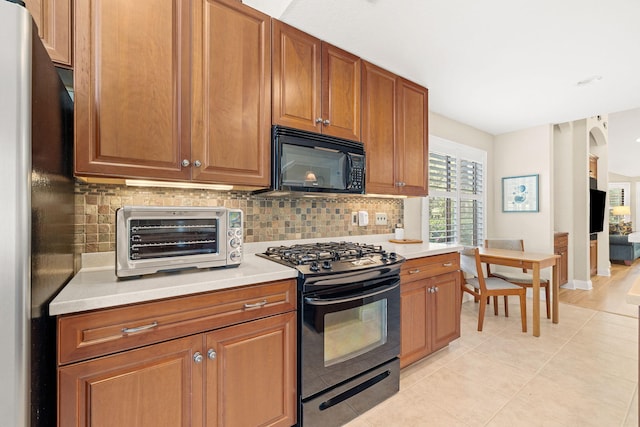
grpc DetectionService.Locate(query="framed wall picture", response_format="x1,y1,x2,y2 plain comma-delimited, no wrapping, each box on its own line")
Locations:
502,174,539,212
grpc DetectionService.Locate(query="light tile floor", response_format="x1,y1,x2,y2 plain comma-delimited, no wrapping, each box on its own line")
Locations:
346,299,638,426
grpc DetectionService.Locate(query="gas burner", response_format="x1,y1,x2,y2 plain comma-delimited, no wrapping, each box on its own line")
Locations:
257,241,402,276
262,242,384,266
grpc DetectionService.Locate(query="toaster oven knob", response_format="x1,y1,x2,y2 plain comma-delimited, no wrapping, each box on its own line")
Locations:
227,230,235,237
230,238,241,248
230,251,241,262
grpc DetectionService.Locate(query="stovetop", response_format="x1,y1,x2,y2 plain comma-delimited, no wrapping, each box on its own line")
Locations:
256,241,404,276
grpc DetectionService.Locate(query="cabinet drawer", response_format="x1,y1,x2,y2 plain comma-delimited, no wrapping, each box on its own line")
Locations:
58,279,296,365
401,252,459,282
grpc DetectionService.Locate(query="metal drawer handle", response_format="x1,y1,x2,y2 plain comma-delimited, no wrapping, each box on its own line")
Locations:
408,269,421,274
122,321,158,334
244,300,267,309
443,262,453,267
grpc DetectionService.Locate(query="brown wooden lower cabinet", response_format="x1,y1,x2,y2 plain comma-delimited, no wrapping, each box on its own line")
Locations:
59,335,204,427
554,232,569,285
57,279,297,427
205,313,296,427
590,239,598,276
400,253,461,369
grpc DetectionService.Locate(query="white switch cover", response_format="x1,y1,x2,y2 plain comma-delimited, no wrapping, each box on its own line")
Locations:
358,211,369,226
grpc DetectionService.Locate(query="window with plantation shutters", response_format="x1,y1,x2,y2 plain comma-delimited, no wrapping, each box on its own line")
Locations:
608,182,630,224
427,137,486,246
609,187,624,208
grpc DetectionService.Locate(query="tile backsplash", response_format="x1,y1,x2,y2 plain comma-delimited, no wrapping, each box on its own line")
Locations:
75,181,403,255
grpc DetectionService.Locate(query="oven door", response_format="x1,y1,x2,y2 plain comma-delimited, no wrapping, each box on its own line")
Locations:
300,270,400,400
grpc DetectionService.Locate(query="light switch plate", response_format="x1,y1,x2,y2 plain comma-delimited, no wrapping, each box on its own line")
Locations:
358,211,369,226
375,212,387,225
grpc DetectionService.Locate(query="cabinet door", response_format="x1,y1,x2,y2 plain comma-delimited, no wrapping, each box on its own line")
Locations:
590,240,597,276
396,78,429,196
58,335,203,427
74,0,192,181
362,61,398,195
205,312,296,427
321,43,361,141
24,0,72,67
191,0,271,187
400,277,430,368
272,20,322,133
429,271,461,352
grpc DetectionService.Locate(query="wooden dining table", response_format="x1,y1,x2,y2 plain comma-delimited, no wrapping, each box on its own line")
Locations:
478,247,560,337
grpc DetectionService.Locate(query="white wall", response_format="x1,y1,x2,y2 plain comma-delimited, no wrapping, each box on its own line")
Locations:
404,112,493,240
554,123,576,285
491,125,555,254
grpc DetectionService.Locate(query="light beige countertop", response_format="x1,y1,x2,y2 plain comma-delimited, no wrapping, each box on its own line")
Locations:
50,234,462,316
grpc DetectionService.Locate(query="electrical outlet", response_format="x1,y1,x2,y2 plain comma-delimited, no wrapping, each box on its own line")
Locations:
351,212,358,225
375,212,388,225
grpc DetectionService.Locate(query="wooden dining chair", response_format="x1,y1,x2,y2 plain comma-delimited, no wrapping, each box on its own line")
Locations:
484,239,551,319
460,247,527,332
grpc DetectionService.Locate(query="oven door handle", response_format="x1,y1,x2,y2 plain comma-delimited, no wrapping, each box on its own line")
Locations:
304,282,399,306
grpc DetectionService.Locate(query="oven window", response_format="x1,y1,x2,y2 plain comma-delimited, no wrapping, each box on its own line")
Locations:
128,218,218,260
281,143,347,190
324,299,388,367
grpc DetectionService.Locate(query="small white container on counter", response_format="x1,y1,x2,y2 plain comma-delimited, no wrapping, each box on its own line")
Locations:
394,224,405,240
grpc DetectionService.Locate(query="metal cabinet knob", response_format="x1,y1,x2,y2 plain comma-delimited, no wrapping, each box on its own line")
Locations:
207,349,217,360
316,118,323,124
323,119,330,125
193,352,203,363
182,159,190,167
193,160,202,168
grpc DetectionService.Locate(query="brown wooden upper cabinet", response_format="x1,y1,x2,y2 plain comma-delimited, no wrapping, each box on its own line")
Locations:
272,20,361,141
362,61,429,196
74,0,271,188
191,0,271,187
24,0,73,67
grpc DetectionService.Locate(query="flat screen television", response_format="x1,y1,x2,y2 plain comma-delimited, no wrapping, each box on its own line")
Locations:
590,189,606,233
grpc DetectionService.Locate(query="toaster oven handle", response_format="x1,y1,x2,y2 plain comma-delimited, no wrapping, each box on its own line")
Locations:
122,321,158,335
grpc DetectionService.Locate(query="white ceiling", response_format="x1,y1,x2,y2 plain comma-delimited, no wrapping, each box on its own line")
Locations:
245,0,640,177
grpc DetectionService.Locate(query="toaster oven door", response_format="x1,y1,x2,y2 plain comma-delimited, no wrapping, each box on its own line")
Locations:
116,207,230,277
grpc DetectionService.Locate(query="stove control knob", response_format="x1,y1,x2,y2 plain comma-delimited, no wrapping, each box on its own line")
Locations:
380,251,389,260
322,260,332,269
310,262,320,272
389,252,397,259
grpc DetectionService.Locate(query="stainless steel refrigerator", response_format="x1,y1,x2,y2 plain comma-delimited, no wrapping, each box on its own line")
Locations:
0,1,75,426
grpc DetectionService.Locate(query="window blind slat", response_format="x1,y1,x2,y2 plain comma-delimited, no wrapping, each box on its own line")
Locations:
428,152,484,246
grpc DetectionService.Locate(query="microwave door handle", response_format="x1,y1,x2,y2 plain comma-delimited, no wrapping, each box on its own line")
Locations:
304,282,399,306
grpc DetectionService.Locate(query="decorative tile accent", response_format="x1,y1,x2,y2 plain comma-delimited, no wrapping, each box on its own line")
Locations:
74,181,403,256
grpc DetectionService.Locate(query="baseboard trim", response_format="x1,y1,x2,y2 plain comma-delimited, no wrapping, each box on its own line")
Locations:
572,279,593,290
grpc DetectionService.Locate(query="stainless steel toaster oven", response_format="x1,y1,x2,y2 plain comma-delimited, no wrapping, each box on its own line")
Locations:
116,206,243,278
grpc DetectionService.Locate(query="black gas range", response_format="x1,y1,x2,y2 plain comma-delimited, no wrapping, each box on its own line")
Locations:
256,241,404,279
257,241,403,427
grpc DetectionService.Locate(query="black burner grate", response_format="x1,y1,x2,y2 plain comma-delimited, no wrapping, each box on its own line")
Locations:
262,242,383,266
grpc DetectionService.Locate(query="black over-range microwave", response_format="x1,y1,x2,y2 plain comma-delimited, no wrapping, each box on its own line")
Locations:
256,126,365,196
